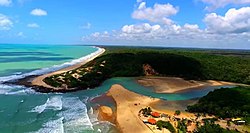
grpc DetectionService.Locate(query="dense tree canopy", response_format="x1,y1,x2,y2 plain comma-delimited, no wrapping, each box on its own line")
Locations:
187,86,250,118
44,47,250,91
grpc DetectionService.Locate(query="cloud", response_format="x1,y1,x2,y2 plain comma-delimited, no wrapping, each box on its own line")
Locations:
183,24,201,32
0,14,13,30
201,0,250,10
122,23,160,34
0,0,11,6
132,2,178,25
82,1,250,48
204,7,250,33
83,23,204,43
80,22,91,29
30,9,47,16
82,22,250,48
17,32,25,37
27,23,40,28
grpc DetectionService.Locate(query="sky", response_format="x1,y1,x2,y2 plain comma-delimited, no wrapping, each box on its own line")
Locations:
0,0,250,49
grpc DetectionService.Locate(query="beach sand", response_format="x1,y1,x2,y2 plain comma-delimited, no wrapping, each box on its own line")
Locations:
106,84,198,133
137,77,237,93
107,84,159,133
102,83,250,133
31,48,105,90
150,99,198,112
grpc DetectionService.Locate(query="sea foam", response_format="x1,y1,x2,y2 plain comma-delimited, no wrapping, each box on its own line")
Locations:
0,84,36,95
58,97,93,132
33,117,64,133
32,96,93,132
29,95,62,113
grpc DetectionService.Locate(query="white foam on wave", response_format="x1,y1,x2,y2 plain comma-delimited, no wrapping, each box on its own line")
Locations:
88,106,100,124
32,117,64,133
58,97,93,132
0,47,105,83
89,107,117,133
0,84,13,94
13,72,22,75
82,96,89,103
29,95,62,113
0,84,36,95
46,96,63,110
88,107,94,115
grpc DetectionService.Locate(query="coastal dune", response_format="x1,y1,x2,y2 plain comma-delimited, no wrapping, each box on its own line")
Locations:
32,47,106,90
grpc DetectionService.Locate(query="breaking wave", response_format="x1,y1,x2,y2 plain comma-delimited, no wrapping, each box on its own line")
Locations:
58,97,93,132
29,96,63,113
0,47,104,83
0,84,36,95
33,117,64,133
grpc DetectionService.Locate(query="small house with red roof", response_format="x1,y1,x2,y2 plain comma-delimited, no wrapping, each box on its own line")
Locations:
151,112,161,118
148,118,157,125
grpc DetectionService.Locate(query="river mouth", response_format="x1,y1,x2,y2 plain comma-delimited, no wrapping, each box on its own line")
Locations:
0,44,239,133
0,75,237,133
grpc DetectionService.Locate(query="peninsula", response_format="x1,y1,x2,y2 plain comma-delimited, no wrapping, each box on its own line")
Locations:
31,47,106,91
34,47,250,93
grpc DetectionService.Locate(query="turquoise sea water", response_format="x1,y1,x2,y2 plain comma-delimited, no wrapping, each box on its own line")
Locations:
0,44,116,133
0,44,235,133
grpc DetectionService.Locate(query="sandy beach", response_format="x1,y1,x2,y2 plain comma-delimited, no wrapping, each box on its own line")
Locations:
31,47,106,90
107,84,158,133
137,77,237,93
106,84,199,133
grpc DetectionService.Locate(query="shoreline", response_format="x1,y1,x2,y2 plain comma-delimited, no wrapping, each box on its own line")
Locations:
105,84,249,133
105,84,199,133
137,77,241,94
31,47,106,91
9,47,106,93
106,84,157,133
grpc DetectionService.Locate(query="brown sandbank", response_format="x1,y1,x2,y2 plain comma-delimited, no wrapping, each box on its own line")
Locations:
137,77,238,93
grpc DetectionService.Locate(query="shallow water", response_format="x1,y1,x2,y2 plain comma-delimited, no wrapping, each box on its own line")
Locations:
0,44,235,133
0,44,116,133
85,77,235,101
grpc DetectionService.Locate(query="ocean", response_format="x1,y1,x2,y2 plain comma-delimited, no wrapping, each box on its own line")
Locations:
0,44,235,133
0,44,116,133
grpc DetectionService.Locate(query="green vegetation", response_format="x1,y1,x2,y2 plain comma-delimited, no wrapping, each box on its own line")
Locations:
177,119,187,133
44,47,250,91
227,120,231,127
195,123,237,133
156,120,176,133
175,110,181,116
243,117,250,125
195,120,239,133
202,118,218,123
187,86,250,119
139,107,152,117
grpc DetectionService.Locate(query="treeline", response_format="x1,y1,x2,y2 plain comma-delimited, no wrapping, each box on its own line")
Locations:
44,51,203,89
187,86,250,119
109,47,250,84
44,47,250,90
195,119,239,133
